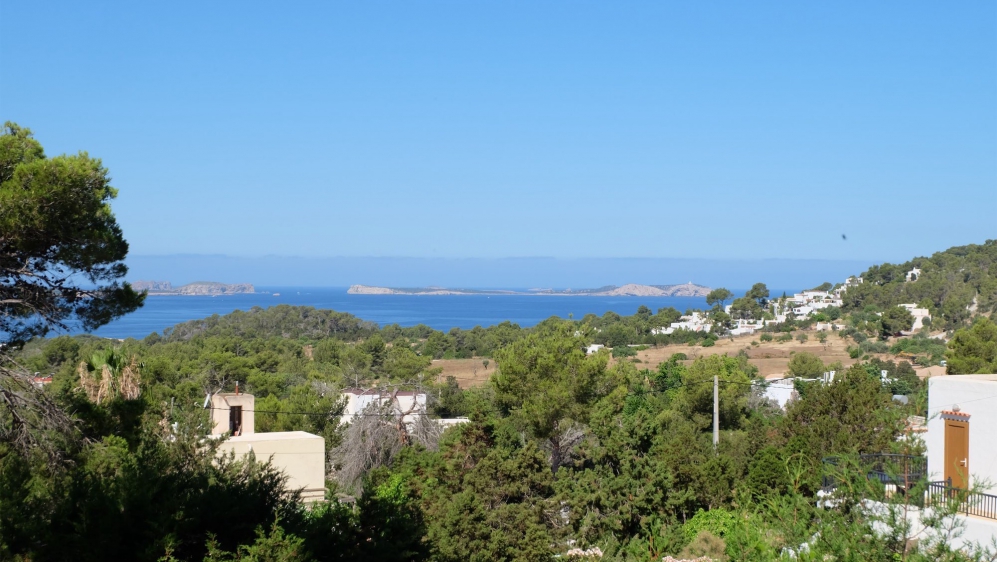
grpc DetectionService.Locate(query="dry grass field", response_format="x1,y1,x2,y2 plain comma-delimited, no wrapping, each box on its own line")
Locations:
429,332,890,388
430,329,954,388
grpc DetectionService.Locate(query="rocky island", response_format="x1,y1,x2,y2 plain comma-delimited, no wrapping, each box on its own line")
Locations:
132,280,255,295
347,282,711,297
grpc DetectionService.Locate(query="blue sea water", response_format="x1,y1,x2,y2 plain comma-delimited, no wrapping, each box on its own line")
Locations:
83,287,712,340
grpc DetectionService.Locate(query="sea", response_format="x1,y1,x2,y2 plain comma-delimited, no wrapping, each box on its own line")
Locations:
80,287,713,340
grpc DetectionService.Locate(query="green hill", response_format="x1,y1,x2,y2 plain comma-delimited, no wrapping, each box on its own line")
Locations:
842,240,997,329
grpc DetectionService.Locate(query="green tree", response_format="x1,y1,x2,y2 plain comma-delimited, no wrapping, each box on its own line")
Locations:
492,330,610,473
787,351,824,378
880,305,914,339
945,317,997,374
745,282,770,307
0,122,144,345
706,288,733,310
729,297,762,320
782,364,900,476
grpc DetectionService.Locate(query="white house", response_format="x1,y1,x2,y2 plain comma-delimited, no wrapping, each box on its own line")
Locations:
340,388,468,430
341,388,427,426
906,268,922,282
654,312,712,335
211,391,326,502
925,375,997,547
899,303,932,333
585,344,605,355
761,378,797,409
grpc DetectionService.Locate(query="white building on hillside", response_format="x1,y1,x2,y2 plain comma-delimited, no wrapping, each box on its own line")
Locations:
899,303,932,333
653,311,712,335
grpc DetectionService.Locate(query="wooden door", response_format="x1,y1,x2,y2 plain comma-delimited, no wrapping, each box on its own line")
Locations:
944,419,969,489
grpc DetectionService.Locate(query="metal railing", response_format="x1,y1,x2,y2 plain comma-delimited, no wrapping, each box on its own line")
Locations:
822,454,926,492
926,479,997,520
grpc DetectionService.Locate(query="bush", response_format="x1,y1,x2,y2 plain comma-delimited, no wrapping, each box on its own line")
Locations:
859,340,889,354
678,531,727,562
670,352,688,361
848,346,861,359
612,346,637,358
760,333,773,343
788,351,825,378
682,508,736,544
796,333,809,344
701,338,716,347
776,333,793,343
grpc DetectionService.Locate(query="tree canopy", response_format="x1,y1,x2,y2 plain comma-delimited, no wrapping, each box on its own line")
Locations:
0,122,144,345
945,316,997,374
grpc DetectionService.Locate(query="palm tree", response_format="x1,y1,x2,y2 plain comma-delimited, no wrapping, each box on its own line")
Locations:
77,349,141,404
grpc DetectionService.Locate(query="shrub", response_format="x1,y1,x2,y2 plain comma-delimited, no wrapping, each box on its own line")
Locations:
796,333,809,344
760,333,773,343
777,333,793,343
701,338,716,347
678,531,727,562
859,340,889,354
670,352,688,361
612,346,637,358
682,508,736,543
788,351,825,378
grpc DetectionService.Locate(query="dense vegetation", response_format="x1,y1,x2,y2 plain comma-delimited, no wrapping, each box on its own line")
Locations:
3,124,996,560
6,307,997,560
842,240,997,329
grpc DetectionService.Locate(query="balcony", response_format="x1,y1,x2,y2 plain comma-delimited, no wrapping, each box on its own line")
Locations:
926,479,997,520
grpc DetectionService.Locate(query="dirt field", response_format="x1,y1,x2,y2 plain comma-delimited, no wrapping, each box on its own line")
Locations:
431,332,879,388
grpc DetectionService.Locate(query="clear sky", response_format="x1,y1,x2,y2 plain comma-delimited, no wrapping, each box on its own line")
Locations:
2,2,995,266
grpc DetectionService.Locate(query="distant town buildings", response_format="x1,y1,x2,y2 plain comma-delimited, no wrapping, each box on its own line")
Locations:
652,311,712,335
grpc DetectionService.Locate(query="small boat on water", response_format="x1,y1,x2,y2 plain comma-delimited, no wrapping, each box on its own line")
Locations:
273,293,281,297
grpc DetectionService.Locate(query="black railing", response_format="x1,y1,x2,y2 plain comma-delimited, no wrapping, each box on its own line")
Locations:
927,479,997,520
822,454,927,492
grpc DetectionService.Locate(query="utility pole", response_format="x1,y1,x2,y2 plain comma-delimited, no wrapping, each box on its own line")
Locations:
713,375,719,452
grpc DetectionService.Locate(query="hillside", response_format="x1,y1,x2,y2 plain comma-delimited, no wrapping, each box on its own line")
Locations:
841,240,997,328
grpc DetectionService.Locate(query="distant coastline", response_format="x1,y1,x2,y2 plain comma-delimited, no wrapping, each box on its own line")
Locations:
347,282,711,297
133,280,255,296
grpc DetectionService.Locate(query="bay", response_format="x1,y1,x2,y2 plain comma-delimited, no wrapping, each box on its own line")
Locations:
83,287,712,340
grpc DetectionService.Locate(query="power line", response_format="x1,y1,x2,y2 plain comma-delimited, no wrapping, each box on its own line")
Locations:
209,406,435,417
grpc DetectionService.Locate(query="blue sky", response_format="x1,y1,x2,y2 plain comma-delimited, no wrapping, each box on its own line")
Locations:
2,2,995,268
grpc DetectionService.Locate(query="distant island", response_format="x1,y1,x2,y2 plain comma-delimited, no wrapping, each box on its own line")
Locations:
132,280,255,295
347,282,711,297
